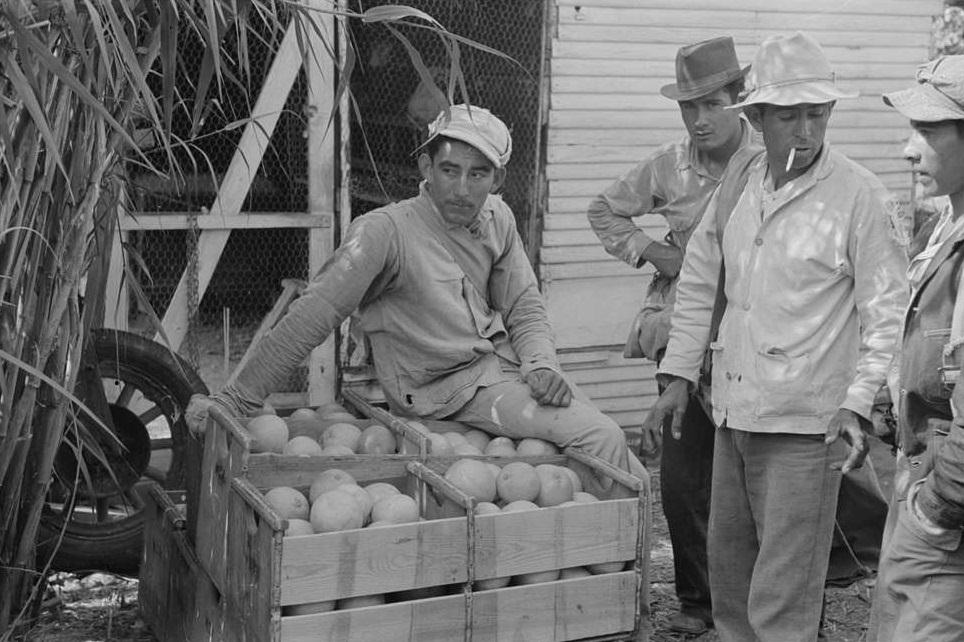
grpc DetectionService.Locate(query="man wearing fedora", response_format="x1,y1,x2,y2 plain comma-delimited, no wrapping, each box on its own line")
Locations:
587,36,755,635
646,32,908,641
869,55,964,642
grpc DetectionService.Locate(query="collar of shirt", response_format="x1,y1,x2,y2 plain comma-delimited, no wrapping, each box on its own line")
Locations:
676,118,756,180
758,142,836,217
418,181,494,239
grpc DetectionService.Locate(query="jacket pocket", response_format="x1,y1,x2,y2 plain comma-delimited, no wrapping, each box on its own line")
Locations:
753,348,819,417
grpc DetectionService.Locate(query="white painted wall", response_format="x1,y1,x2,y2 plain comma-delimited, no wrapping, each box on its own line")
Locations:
544,0,938,429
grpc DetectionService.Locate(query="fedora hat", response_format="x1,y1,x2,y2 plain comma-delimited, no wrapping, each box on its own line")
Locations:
660,36,749,102
730,32,858,109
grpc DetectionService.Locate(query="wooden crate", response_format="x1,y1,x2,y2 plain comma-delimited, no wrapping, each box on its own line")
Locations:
185,405,651,641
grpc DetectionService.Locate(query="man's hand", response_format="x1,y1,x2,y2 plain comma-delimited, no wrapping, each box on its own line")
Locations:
825,408,869,474
641,378,690,450
643,242,684,278
185,394,218,437
525,368,572,407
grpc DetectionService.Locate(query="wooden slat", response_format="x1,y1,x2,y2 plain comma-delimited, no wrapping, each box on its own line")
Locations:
553,57,921,78
119,212,331,231
549,109,907,130
245,455,417,492
555,0,934,15
547,126,909,147
552,73,918,96
551,92,907,112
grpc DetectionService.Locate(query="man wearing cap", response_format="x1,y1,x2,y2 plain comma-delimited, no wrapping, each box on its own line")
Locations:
870,55,964,642
186,104,647,496
645,32,908,641
587,36,755,635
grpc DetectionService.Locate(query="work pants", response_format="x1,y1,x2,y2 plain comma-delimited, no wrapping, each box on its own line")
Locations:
709,426,843,642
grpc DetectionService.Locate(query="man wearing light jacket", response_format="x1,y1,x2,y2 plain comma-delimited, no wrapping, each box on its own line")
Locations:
646,32,909,641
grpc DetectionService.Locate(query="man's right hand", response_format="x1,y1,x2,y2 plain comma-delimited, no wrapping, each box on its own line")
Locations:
643,242,684,278
185,394,219,437
641,378,690,447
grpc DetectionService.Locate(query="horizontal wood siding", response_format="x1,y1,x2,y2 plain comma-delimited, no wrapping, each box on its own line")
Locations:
544,0,937,427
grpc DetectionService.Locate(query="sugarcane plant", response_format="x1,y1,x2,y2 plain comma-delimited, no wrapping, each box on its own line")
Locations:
0,0,510,634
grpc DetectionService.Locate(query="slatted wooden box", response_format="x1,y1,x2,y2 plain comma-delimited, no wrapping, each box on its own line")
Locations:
177,403,651,641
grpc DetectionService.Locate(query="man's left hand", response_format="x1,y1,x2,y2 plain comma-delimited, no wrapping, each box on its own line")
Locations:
526,368,572,407
825,408,869,474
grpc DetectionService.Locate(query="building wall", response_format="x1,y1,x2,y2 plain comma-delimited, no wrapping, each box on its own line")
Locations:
543,0,938,429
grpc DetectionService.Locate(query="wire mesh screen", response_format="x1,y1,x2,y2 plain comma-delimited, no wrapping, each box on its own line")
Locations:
346,0,545,253
127,10,310,330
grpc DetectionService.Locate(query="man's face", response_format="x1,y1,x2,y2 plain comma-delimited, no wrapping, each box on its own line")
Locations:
751,102,833,176
678,86,743,153
904,120,964,201
418,139,505,226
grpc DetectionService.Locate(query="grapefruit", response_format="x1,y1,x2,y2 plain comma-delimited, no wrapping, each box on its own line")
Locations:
320,444,355,456
587,561,627,574
310,488,365,533
284,518,315,537
444,459,497,503
443,432,469,447
484,463,502,482
559,566,592,579
534,464,574,507
462,429,492,452
322,422,362,452
452,442,484,456
513,569,560,585
283,435,324,457
484,437,516,457
338,484,374,523
252,402,277,417
474,502,501,515
502,500,540,512
282,600,335,616
560,466,583,494
286,407,326,440
315,401,348,417
264,486,309,521
357,423,396,454
371,494,419,524
573,491,599,503
247,415,289,453
475,576,511,590
336,594,385,610
309,469,356,503
363,482,401,506
516,437,559,456
322,412,358,424
425,432,455,456
496,462,541,503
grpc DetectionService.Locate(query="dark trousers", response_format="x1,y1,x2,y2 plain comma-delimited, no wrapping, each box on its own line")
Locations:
660,391,715,621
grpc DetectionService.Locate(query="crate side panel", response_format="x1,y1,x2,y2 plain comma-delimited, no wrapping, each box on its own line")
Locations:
280,594,466,642
280,518,469,604
245,455,415,490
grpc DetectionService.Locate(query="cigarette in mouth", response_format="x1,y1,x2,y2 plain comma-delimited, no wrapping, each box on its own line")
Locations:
785,147,796,173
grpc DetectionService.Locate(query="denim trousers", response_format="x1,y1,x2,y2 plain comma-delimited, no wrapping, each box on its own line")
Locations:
709,426,844,642
660,393,714,621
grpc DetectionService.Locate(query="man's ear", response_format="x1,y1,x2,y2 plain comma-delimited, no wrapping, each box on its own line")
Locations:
418,153,433,182
490,167,507,193
745,105,763,132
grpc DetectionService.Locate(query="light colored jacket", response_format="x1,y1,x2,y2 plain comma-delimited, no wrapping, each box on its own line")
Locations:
659,145,909,434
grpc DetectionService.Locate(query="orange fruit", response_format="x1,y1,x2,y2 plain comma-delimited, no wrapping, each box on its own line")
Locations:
310,488,365,533
462,429,492,452
336,594,385,610
320,444,355,456
444,459,497,503
284,518,315,537
264,486,309,521
484,463,502,482
534,464,574,507
484,437,517,457
573,491,599,503
513,569,560,585
357,423,396,454
443,432,469,447
247,415,289,453
321,412,357,424
314,401,348,417
252,402,277,417
502,499,540,512
587,561,627,574
475,576,511,590
338,483,374,523
474,502,501,515
371,494,419,524
425,433,454,456
309,469,356,503
322,423,362,452
516,437,559,456
559,566,592,579
453,442,484,456
283,435,324,457
496,462,541,503
363,482,401,506
282,600,335,616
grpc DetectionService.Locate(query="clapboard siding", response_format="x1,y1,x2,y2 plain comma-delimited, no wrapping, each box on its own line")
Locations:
541,0,939,428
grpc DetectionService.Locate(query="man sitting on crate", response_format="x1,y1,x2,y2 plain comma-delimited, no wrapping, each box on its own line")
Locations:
186,103,648,496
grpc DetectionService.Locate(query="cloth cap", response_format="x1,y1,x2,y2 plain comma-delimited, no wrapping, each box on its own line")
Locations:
730,32,858,109
423,104,512,168
659,36,750,101
883,55,964,122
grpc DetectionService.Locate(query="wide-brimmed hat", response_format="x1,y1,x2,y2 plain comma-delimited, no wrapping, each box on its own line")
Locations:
730,32,858,109
422,104,512,168
660,36,749,102
883,55,964,122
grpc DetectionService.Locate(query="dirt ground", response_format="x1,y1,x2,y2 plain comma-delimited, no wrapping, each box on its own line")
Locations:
21,449,890,642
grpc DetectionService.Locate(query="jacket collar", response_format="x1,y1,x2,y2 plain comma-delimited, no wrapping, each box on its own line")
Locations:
915,215,964,296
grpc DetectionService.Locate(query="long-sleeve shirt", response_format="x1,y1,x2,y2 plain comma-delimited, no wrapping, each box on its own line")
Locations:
659,144,909,434
216,183,559,419
587,120,757,268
